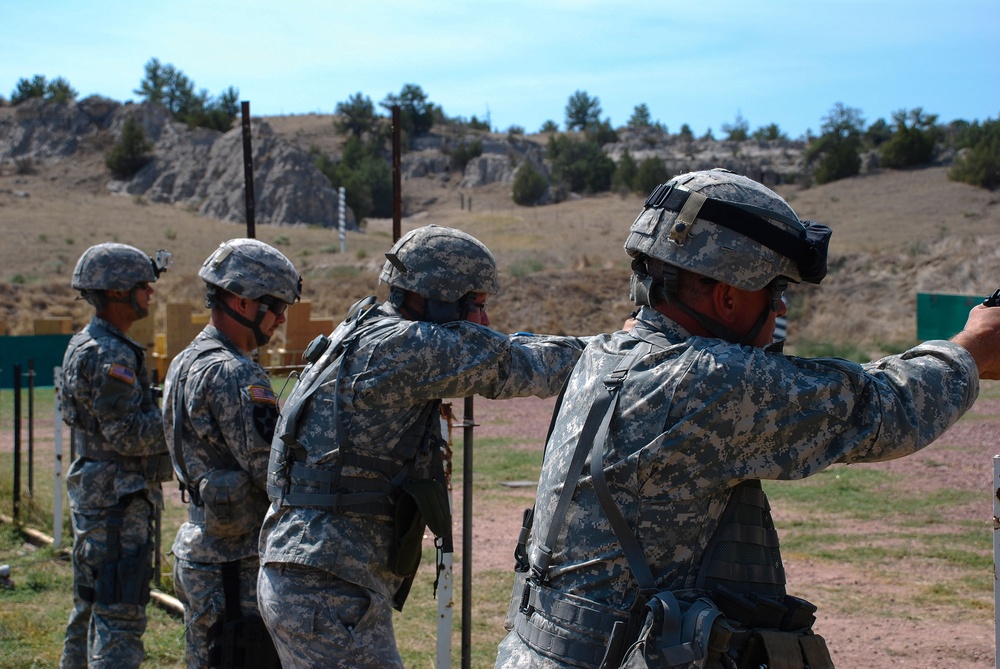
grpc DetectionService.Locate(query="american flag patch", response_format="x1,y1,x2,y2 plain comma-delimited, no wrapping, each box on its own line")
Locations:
108,363,136,384
249,385,277,405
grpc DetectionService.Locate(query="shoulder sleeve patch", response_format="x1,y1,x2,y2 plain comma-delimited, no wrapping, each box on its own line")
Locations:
249,385,278,405
108,363,137,385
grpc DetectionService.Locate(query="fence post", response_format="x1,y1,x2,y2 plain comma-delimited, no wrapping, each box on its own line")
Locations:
53,367,64,549
12,364,21,520
993,455,999,669
28,360,34,497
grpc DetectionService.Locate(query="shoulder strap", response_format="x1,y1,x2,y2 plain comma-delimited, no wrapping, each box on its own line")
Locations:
171,335,233,489
277,296,379,447
531,342,652,584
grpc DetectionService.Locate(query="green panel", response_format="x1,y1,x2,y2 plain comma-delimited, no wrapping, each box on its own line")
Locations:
0,334,74,388
916,293,985,342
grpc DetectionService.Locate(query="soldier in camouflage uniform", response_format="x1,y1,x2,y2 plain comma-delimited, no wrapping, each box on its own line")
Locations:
59,243,173,669
258,225,589,668
495,169,1000,669
162,239,301,669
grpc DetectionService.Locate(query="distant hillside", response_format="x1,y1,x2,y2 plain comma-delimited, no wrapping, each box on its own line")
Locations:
1,108,998,359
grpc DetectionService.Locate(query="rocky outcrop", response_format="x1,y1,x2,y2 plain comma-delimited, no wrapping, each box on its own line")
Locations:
0,95,119,162
115,107,348,228
1,98,353,229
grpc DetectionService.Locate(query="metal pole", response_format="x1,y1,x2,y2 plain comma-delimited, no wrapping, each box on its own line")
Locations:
152,368,163,587
994,455,1000,669
338,186,346,254
28,359,34,497
241,101,256,239
462,396,474,669
436,407,454,669
392,105,402,242
13,364,21,520
53,367,64,549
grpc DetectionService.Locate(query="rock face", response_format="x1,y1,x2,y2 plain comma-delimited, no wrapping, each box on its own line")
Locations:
1,98,353,229
0,95,119,162
116,107,347,228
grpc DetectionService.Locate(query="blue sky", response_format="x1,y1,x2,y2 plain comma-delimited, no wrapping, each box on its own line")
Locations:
3,0,998,139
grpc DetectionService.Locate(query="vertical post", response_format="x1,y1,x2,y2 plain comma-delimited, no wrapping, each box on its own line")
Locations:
338,186,346,255
28,359,34,497
462,397,474,669
13,364,21,520
994,455,1000,669
151,368,163,587
436,407,454,669
53,367,64,549
392,105,402,242
241,101,256,239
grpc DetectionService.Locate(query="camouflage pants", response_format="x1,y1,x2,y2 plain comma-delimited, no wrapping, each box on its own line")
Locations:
173,555,262,669
60,493,154,669
258,562,403,669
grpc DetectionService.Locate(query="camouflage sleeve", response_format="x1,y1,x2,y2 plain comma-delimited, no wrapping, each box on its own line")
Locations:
351,322,588,407
678,339,980,483
198,358,275,490
846,340,979,462
89,340,167,457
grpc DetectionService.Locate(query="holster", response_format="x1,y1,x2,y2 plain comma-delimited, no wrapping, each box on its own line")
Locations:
144,452,175,483
388,478,451,578
215,615,281,669
91,545,153,606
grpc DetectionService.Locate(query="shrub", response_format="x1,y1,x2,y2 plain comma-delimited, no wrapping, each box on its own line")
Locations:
449,140,483,172
613,149,638,193
949,117,1000,189
805,103,864,184
546,135,615,193
512,162,548,206
633,157,669,196
311,136,392,223
880,108,938,169
722,111,749,142
105,115,153,179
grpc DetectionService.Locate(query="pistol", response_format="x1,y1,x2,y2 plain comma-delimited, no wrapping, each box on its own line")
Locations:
984,289,1000,308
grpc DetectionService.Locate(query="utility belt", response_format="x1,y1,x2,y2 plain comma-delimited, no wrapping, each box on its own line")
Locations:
77,438,173,482
510,579,834,669
279,461,398,520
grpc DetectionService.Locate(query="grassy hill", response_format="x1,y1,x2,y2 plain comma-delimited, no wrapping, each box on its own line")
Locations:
2,114,998,359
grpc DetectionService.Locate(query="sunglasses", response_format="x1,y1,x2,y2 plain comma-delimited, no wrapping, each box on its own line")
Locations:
258,296,289,317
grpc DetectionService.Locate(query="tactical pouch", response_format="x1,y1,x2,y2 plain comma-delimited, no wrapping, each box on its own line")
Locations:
618,591,722,669
199,470,259,538
738,629,834,669
388,478,451,578
144,452,175,483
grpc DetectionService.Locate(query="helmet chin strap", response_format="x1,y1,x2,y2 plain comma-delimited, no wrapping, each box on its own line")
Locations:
217,298,272,346
101,289,148,319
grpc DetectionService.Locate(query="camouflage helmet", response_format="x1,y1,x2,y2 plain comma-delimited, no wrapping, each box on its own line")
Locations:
72,243,160,291
625,168,830,291
379,225,499,302
199,238,302,305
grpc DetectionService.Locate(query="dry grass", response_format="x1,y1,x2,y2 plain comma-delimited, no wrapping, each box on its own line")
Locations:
2,116,999,357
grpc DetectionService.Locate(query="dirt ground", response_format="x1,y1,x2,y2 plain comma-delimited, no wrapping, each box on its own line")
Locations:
465,395,999,669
